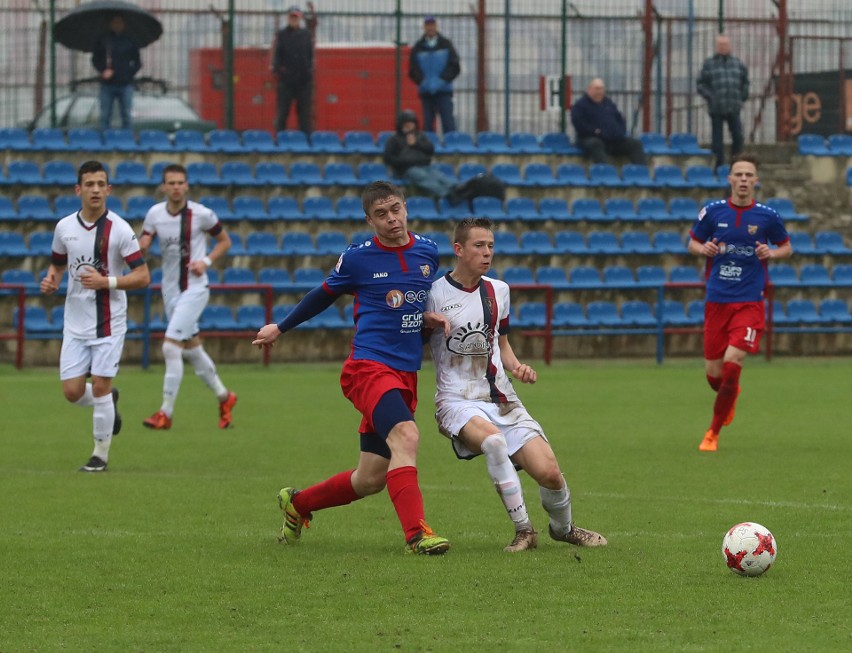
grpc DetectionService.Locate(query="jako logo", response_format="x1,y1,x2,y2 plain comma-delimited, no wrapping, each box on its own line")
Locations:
373,272,388,278
386,290,405,308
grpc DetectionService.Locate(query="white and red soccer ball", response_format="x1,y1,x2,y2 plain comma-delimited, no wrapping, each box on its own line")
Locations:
722,522,777,577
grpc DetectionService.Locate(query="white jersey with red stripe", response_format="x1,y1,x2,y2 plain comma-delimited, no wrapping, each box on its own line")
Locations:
50,210,144,339
426,273,518,405
141,200,222,300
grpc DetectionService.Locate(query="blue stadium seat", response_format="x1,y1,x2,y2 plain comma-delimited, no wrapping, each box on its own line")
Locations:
554,230,588,254
685,165,725,189
336,195,363,220
106,196,124,215
173,129,209,152
659,300,692,326
556,163,589,187
785,299,825,324
289,162,326,186
1,269,36,286
303,196,339,220
827,134,852,156
767,263,799,286
267,196,303,220
653,230,686,254
232,195,268,221
819,299,852,323
493,231,522,256
767,300,791,326
0,231,27,256
0,197,14,218
509,132,541,154
442,131,477,154
523,163,557,188
669,265,701,283
405,196,439,221
236,305,267,329
351,230,374,245
310,130,344,153
539,198,571,221
357,162,390,183
589,163,624,188
198,196,234,221
506,197,541,221
519,231,554,255
541,132,581,155
245,232,280,256
799,263,831,285
308,306,347,329
113,160,150,185
636,265,667,286
28,231,54,256
432,162,458,182
226,233,246,256
148,161,175,185
42,160,76,185
241,129,277,153
787,232,816,255
32,128,68,152
186,162,223,186
654,165,689,188
553,302,590,327
207,129,243,153
324,162,360,186
221,162,260,187
47,307,66,332
13,306,54,332
255,162,290,186
639,132,677,155
138,129,173,152
376,131,394,150
67,128,104,151
571,198,604,221
315,230,349,255
763,197,807,222
17,195,53,221
635,197,671,222
621,300,657,326
604,197,637,222
258,268,292,289
587,301,623,327
668,197,700,221
0,127,33,151
832,264,852,286
797,134,830,156
516,302,548,328
200,305,242,330
103,128,140,152
7,160,43,185
669,132,711,156
620,231,655,254
222,267,255,285
569,266,602,286
477,131,512,154
603,265,636,286
472,196,508,221
458,162,487,182
500,265,535,286
586,231,621,255
814,231,850,255
277,130,312,153
438,198,473,219
536,266,570,289
686,300,705,324
272,303,296,323
343,130,381,155
422,231,453,256
621,164,660,188
292,267,325,289
280,231,316,256
491,163,525,186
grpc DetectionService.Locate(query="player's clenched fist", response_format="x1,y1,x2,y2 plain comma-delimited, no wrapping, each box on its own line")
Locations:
253,323,282,349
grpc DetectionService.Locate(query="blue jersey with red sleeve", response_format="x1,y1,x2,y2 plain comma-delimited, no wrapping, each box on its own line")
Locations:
690,199,790,303
322,232,438,372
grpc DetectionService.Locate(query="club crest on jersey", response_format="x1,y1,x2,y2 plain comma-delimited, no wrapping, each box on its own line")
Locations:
448,322,492,356
71,255,103,279
484,297,495,314
420,264,431,278
748,224,758,235
697,207,707,221
386,289,405,308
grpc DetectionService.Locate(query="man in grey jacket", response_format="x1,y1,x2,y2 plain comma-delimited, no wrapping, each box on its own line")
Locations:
697,35,749,169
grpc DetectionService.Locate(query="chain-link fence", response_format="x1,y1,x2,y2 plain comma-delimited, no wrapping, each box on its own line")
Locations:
2,1,851,143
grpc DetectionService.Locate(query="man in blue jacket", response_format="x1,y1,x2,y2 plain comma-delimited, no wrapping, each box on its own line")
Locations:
91,13,141,132
409,16,460,134
570,78,646,165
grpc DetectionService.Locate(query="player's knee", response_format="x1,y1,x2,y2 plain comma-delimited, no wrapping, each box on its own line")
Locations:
539,466,565,490
387,421,420,455
355,472,387,496
480,433,508,459
62,386,82,403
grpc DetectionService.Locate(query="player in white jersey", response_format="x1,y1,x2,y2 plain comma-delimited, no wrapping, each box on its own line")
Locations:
40,160,150,472
426,217,607,552
138,164,237,430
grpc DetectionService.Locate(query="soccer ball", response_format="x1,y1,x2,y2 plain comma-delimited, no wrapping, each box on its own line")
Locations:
722,522,778,577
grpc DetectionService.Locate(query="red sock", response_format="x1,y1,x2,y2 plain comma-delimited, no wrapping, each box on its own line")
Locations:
710,362,741,433
293,470,360,517
386,466,425,542
706,374,722,392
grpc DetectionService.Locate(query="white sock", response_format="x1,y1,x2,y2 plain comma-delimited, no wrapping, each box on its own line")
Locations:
161,340,184,416
481,434,532,531
92,393,113,462
184,345,227,400
540,478,573,534
74,383,94,407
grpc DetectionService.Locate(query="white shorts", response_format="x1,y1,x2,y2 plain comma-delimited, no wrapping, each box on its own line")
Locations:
164,284,210,341
435,398,547,460
60,333,126,380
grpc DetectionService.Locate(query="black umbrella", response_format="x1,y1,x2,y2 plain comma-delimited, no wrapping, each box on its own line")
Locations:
54,0,163,53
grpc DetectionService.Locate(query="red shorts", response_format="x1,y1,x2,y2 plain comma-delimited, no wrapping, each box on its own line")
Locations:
704,301,765,359
340,358,418,434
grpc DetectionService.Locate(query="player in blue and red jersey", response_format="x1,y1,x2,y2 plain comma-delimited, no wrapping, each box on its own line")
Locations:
688,153,792,451
253,181,451,554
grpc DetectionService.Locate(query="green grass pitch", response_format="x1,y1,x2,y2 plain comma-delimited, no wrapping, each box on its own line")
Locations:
0,358,850,652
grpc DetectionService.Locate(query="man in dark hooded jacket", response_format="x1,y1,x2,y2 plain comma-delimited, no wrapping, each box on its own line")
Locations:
383,110,455,199
408,16,460,134
271,6,313,134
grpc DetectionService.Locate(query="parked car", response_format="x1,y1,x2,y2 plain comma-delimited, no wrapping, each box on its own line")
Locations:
23,78,216,133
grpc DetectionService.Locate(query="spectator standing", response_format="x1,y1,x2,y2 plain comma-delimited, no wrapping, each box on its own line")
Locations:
272,5,314,134
39,161,150,472
383,110,456,199
408,16,460,134
697,35,750,169
91,13,141,131
570,78,646,165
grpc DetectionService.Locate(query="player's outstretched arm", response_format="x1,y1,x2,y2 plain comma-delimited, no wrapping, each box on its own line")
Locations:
499,334,537,384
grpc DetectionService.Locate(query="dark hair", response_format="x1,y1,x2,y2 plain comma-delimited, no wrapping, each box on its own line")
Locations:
730,153,759,171
162,163,188,183
453,217,494,245
361,180,405,215
77,160,109,186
